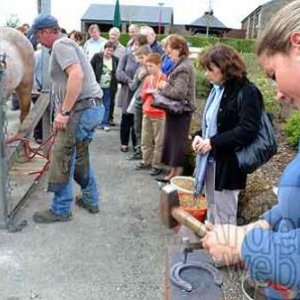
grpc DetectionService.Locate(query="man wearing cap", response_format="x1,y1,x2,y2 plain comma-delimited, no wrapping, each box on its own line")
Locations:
28,14,105,223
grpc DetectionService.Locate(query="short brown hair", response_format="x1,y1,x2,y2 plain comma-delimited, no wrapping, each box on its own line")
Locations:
136,34,148,46
166,34,189,57
200,44,247,82
104,41,116,50
69,30,83,43
146,53,162,65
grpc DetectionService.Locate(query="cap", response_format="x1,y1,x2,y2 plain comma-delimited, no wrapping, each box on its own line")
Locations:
28,14,59,36
26,14,59,49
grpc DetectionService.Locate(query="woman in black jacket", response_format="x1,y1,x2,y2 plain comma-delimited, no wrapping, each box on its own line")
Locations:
91,41,119,131
193,44,263,225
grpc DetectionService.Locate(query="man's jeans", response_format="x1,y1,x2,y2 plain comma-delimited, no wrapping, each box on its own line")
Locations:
51,105,104,215
101,88,111,126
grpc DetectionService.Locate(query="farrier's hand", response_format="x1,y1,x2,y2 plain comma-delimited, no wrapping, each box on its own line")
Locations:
202,224,245,266
54,113,69,131
202,224,246,259
208,244,242,266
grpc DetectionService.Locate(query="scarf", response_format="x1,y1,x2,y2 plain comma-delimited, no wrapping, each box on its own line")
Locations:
194,85,224,196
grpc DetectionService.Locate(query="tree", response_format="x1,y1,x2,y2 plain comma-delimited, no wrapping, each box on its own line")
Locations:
6,14,20,28
113,0,122,28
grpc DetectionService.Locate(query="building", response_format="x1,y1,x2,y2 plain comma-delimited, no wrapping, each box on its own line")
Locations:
81,4,173,34
241,0,291,39
186,10,229,37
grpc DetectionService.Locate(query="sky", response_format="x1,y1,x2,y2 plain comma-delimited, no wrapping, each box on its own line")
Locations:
1,0,271,32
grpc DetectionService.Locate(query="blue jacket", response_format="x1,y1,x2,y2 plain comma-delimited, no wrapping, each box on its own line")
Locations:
242,141,300,296
161,53,175,76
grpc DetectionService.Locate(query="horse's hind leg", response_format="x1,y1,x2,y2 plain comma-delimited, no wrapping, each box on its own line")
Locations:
15,83,32,123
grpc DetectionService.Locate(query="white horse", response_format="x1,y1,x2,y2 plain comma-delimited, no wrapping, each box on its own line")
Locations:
0,27,35,122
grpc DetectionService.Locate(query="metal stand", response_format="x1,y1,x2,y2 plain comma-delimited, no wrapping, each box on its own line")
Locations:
0,67,8,228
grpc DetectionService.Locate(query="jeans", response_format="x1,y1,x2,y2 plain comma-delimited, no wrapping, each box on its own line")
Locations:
109,92,116,122
51,104,104,215
101,88,111,126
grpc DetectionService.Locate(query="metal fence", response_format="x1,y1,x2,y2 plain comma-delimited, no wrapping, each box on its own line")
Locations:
0,65,51,229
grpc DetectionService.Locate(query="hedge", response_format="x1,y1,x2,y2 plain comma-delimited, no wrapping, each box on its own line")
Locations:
101,33,256,53
284,111,300,149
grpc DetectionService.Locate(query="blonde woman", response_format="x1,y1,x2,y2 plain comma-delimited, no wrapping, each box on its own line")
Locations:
203,1,300,295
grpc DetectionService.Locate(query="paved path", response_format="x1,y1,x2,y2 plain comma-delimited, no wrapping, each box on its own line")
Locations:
0,108,171,300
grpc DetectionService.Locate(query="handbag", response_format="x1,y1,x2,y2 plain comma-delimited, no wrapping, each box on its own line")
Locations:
126,92,136,114
151,92,191,114
235,85,277,174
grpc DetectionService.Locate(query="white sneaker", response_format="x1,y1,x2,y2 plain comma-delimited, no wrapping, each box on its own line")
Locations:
104,126,110,132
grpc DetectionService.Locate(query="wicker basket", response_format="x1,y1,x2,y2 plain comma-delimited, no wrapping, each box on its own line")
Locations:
170,176,207,222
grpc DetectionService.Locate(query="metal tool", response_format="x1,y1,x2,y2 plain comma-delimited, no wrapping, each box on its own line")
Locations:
160,184,207,237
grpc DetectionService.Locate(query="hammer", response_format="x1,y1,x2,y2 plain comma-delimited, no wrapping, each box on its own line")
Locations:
160,184,207,238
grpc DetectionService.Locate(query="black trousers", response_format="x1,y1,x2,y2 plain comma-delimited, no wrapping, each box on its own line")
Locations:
120,113,136,148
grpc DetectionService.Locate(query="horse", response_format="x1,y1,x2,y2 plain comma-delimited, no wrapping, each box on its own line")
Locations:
0,27,35,122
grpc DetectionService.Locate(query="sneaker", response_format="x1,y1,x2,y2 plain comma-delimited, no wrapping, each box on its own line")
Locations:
127,152,142,160
120,145,129,153
103,126,110,132
149,167,162,176
33,209,72,223
75,197,99,214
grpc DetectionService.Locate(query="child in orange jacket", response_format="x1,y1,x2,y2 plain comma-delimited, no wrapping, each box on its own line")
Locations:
135,53,167,176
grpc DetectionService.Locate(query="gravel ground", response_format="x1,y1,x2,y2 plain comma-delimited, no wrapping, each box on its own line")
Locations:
0,106,248,300
0,110,172,300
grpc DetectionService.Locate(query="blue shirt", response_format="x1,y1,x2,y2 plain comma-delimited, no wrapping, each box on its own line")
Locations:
84,37,107,61
242,140,300,295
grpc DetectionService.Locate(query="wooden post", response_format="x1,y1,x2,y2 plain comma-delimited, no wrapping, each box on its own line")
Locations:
41,0,52,155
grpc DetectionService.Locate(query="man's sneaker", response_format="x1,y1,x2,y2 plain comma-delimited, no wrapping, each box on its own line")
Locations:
103,126,110,132
75,197,99,214
33,209,72,223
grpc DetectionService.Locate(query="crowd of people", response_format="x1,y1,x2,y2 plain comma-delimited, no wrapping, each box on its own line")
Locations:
11,1,300,295
15,16,197,223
